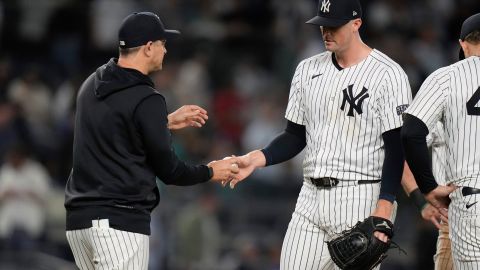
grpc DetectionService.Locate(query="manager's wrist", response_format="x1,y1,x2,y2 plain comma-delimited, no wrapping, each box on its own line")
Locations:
207,166,214,180
409,188,428,211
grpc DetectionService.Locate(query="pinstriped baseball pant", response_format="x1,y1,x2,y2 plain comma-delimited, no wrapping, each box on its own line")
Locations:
66,219,149,270
280,179,396,270
449,187,480,270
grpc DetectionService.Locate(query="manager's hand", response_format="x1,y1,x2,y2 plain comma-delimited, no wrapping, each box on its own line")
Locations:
425,185,456,221
224,150,266,189
421,203,446,229
167,105,208,130
207,158,240,182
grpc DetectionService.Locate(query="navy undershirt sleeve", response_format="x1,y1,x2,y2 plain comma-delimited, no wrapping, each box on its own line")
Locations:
134,95,210,185
379,127,404,203
401,114,437,194
261,121,306,166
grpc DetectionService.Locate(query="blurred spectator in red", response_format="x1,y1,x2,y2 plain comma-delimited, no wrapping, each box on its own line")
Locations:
213,85,245,147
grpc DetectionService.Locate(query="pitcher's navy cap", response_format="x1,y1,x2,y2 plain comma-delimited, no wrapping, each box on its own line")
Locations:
459,13,480,60
306,0,362,27
118,12,180,49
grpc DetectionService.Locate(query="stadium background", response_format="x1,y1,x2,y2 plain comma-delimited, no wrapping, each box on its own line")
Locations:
0,0,478,269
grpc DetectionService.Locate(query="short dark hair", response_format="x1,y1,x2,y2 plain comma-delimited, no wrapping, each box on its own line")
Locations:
119,46,141,57
465,30,480,44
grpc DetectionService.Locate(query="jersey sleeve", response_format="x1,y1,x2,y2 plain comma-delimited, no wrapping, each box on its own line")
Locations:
377,66,412,133
404,69,449,130
285,61,306,125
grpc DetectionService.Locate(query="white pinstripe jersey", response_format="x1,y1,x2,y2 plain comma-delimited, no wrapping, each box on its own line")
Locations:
285,49,412,180
427,122,447,184
406,56,480,187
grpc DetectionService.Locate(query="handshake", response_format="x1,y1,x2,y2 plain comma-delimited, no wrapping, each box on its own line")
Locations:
206,150,265,189
167,105,266,188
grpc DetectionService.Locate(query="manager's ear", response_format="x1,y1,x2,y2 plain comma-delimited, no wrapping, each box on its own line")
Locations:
143,41,154,58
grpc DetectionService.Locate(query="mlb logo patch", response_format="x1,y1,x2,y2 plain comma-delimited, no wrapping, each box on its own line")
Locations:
396,104,409,115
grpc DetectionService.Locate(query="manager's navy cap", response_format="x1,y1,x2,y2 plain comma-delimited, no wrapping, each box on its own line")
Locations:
118,12,180,49
306,0,362,27
459,13,480,60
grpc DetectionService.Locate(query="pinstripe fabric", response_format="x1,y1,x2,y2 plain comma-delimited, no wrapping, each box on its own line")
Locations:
406,56,480,269
405,57,480,188
449,188,480,270
285,50,412,181
428,122,447,185
66,220,149,270
280,180,397,270
428,123,453,270
427,123,453,270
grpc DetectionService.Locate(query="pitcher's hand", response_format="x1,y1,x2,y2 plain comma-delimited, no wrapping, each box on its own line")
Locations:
371,199,394,243
227,150,266,189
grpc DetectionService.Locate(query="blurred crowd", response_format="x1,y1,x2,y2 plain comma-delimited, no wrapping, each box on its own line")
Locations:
0,0,478,269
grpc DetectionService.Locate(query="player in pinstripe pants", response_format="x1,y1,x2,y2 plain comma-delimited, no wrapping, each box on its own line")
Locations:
402,13,480,270
429,125,453,269
402,122,453,270
228,0,412,269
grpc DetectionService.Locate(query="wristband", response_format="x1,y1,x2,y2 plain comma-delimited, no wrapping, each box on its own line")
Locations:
207,166,214,180
410,188,427,211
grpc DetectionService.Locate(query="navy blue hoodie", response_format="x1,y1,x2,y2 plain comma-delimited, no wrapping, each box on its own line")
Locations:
65,59,210,235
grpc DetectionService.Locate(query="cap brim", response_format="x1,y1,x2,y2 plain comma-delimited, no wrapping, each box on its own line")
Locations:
459,47,465,60
164,29,181,40
305,16,349,27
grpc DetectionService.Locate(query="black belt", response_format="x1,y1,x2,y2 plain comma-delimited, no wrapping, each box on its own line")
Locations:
310,177,381,188
462,187,480,196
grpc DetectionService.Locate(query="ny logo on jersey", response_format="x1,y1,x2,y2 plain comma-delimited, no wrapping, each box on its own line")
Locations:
320,0,331,13
340,85,369,117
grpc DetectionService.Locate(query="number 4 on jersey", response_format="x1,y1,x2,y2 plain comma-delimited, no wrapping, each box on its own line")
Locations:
467,86,480,115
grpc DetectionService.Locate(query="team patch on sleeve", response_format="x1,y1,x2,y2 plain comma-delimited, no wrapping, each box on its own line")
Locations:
396,104,409,115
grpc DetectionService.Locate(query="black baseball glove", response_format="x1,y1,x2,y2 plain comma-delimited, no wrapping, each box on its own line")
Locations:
327,216,394,270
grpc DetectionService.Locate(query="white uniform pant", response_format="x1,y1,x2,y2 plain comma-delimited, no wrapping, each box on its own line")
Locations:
449,187,480,270
280,179,396,270
66,219,149,270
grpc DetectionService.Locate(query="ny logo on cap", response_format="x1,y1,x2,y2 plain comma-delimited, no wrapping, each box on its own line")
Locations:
320,0,331,13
